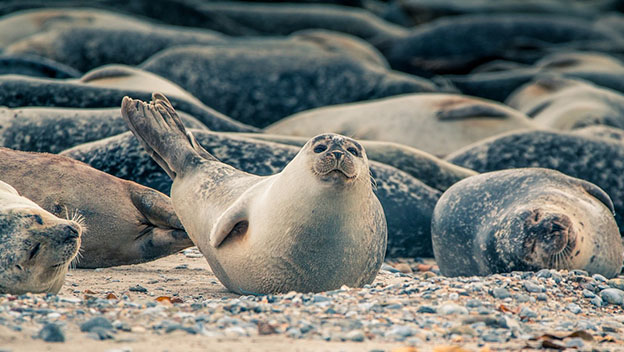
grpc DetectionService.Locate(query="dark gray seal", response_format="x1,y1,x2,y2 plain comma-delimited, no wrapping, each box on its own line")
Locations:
446,129,624,237
432,168,623,278
439,52,624,102
120,93,387,294
0,106,206,153
5,22,225,72
140,45,439,128
62,130,441,259
380,14,618,77
0,180,82,294
0,75,256,132
0,147,193,269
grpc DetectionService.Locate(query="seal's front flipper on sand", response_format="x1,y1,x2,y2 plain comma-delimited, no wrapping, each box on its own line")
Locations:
121,92,216,180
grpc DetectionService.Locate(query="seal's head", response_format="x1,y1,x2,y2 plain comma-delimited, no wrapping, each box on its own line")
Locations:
516,208,578,270
301,133,370,186
0,182,83,294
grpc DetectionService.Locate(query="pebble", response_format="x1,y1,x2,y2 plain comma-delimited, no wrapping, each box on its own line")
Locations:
129,285,148,293
522,281,545,293
491,288,510,299
608,278,624,290
345,330,365,342
80,317,113,332
37,323,65,343
600,288,624,305
438,303,468,315
566,303,582,314
518,307,537,319
536,293,548,301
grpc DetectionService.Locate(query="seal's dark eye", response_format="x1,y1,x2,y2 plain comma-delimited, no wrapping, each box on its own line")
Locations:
347,147,359,157
314,144,327,153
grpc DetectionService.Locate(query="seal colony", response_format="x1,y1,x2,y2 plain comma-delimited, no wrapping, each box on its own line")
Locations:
0,0,623,313
120,93,387,294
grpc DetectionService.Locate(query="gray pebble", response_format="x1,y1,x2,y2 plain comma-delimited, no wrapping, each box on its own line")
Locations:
600,288,624,305
438,303,468,315
80,317,113,332
37,323,65,343
346,330,365,342
417,306,437,314
129,285,148,293
465,299,482,308
582,289,596,298
592,274,608,282
566,303,582,314
536,293,548,301
523,281,545,293
492,288,510,299
519,307,537,319
591,296,604,307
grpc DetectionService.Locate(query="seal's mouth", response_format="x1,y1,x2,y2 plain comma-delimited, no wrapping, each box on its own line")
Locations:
316,168,357,182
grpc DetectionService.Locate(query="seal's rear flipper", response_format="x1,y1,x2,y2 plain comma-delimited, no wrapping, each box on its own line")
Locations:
121,92,216,180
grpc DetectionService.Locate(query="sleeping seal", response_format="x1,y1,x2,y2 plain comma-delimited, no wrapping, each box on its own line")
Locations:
0,180,82,294
432,168,623,278
121,93,387,294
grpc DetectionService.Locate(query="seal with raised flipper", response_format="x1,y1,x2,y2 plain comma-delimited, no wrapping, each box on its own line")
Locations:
121,93,388,294
0,180,82,294
431,168,623,278
0,147,192,269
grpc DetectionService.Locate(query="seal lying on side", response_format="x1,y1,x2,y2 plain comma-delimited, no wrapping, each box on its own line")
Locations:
62,130,440,259
0,147,192,268
265,93,537,157
432,168,623,278
0,180,82,294
445,129,624,238
0,105,206,153
121,93,387,294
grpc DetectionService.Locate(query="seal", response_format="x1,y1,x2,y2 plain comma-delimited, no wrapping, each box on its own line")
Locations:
431,168,623,278
0,54,80,78
62,129,441,259
121,93,388,294
0,75,256,132
0,147,193,268
571,125,624,143
264,93,537,157
379,14,617,77
6,22,225,72
0,105,206,154
140,45,439,127
506,76,624,130
0,179,82,294
445,129,624,238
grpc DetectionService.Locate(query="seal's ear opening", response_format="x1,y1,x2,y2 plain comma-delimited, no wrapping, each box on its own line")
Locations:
578,180,616,216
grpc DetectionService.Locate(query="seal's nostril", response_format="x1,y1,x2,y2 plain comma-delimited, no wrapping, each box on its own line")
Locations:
332,151,343,159
65,225,80,239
